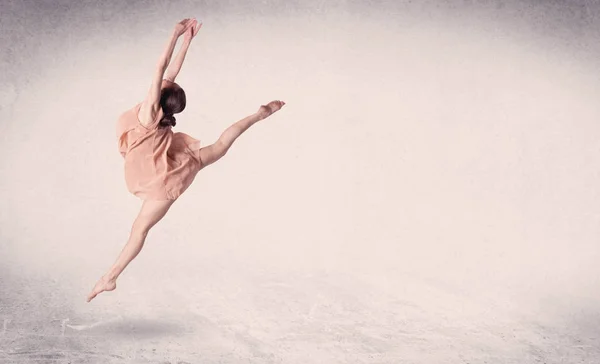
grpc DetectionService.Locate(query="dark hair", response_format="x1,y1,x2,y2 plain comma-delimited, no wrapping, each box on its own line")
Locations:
158,85,186,128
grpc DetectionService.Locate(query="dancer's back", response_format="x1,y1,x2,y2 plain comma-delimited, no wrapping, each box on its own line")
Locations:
117,100,202,201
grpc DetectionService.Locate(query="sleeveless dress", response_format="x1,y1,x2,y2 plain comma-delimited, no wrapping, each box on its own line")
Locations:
116,102,203,201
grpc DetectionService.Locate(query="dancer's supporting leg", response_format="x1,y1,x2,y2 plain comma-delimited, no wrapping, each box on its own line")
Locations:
86,199,175,302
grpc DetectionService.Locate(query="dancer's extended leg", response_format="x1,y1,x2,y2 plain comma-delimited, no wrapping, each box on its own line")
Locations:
87,199,176,302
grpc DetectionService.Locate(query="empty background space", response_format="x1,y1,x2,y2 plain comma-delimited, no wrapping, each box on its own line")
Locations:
1,0,600,363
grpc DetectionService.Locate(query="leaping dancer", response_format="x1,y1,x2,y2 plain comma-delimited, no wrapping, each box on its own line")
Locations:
87,18,285,302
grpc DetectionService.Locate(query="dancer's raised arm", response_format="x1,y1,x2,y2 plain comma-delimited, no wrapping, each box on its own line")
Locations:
139,18,197,124
165,21,201,82
199,101,286,168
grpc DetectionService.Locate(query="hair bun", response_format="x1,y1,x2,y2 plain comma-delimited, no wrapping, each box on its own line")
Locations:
160,114,176,127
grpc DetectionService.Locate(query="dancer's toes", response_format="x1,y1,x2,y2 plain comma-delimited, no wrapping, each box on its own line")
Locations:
86,277,117,302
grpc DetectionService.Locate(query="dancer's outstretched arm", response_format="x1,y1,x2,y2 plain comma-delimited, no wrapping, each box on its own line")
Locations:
199,100,286,168
139,18,198,125
164,21,201,82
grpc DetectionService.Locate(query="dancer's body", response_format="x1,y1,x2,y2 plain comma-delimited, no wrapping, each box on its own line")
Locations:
87,18,285,302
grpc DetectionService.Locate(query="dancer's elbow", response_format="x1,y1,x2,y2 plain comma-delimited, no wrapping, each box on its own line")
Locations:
155,59,168,74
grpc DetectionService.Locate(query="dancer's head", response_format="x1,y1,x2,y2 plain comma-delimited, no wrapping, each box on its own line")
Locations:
159,81,186,128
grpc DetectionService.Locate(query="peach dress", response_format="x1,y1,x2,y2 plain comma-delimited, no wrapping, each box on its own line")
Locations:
116,102,203,200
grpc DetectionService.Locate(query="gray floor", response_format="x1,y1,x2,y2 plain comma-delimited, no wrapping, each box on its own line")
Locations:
1,262,599,363
2,1,600,363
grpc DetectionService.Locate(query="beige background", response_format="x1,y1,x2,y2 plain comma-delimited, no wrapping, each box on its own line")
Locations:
1,0,599,362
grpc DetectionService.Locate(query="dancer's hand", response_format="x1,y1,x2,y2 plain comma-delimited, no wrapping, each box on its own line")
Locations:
174,18,197,37
184,20,202,42
257,100,286,120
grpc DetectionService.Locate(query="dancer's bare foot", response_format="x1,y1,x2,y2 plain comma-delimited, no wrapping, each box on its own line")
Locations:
86,276,117,302
257,100,285,120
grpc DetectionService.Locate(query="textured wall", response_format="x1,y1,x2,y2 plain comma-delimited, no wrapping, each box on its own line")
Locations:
1,0,600,362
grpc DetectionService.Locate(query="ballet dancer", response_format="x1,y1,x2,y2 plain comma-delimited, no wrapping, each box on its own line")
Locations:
87,18,285,302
